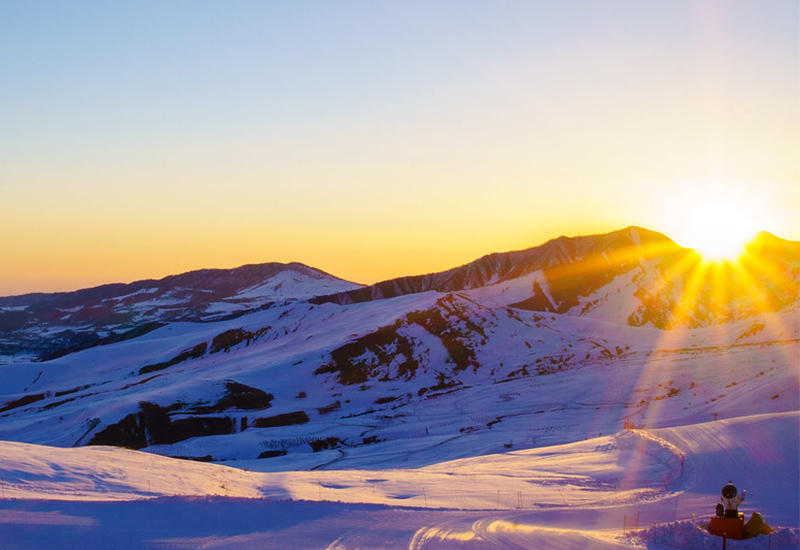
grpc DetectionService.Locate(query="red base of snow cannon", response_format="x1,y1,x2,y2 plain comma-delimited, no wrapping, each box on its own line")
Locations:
710,515,744,540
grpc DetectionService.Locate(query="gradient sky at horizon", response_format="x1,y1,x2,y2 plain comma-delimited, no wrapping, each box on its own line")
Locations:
2,1,798,295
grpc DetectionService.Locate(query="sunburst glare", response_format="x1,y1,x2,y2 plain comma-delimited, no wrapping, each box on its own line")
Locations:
664,182,766,262
683,203,757,261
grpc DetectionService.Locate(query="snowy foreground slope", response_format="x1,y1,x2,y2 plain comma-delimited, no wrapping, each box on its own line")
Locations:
0,412,797,548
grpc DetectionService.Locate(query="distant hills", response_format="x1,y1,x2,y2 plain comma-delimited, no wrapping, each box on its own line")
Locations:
0,262,361,361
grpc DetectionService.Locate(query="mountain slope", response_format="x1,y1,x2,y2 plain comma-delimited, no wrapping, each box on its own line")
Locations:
311,226,677,305
0,281,796,470
0,262,362,362
313,227,799,329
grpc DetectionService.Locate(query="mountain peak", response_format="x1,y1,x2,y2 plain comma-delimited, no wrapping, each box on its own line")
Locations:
0,261,362,361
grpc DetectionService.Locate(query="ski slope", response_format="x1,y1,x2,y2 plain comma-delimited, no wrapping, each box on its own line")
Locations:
0,412,797,548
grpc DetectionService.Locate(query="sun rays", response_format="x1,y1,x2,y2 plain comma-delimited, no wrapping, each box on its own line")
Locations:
532,228,799,447
632,234,798,433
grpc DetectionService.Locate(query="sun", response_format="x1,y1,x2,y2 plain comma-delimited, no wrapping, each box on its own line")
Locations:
659,181,767,262
679,202,758,261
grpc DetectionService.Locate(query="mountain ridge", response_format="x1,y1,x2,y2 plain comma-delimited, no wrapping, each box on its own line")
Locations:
0,262,362,361
310,226,679,306
0,261,360,303
3,225,795,304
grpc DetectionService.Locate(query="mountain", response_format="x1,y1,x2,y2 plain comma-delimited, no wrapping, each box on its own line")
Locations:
0,227,797,474
4,227,796,365
312,226,798,328
311,226,678,304
0,262,362,362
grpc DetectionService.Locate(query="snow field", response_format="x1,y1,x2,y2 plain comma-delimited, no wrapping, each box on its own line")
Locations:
0,412,797,548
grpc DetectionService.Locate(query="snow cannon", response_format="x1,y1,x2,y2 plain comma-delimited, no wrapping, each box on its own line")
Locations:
709,481,745,540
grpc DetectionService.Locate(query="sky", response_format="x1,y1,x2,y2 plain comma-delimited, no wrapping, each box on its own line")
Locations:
1,1,798,295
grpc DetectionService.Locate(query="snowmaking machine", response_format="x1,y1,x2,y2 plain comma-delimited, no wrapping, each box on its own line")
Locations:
709,481,745,539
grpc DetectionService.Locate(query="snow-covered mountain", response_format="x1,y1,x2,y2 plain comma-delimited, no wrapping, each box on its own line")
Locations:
3,227,795,366
0,226,797,548
0,262,362,362
313,227,798,329
0,227,796,462
0,227,796,471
